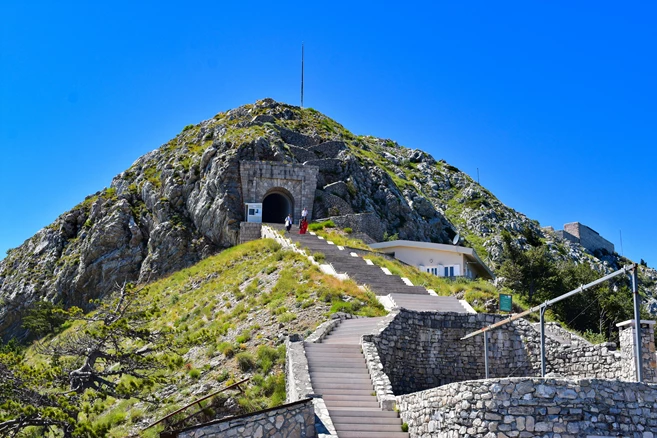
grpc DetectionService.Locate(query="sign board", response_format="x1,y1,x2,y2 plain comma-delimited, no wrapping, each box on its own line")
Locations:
245,203,262,223
499,294,512,312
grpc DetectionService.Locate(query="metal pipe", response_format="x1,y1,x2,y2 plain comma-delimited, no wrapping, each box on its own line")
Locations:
631,267,643,382
461,264,636,340
540,306,546,377
484,331,489,379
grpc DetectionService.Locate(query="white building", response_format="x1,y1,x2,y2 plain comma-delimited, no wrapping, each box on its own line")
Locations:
369,240,495,280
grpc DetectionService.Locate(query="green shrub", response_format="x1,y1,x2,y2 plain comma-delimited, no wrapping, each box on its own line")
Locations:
308,223,324,231
189,368,201,379
219,342,235,358
344,227,353,234
401,423,409,432
216,370,230,383
277,312,297,323
236,352,256,371
313,252,326,263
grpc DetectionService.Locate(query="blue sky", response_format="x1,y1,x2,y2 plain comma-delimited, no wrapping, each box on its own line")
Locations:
1,1,655,267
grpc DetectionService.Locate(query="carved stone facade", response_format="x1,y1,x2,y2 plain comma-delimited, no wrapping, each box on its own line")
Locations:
240,161,319,223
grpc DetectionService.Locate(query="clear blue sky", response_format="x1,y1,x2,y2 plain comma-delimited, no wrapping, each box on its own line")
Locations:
1,1,655,267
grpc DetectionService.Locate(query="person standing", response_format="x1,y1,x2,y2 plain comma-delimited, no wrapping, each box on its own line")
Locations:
285,214,292,233
301,207,308,221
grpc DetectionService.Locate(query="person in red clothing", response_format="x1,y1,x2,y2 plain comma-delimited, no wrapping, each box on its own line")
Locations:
299,217,308,234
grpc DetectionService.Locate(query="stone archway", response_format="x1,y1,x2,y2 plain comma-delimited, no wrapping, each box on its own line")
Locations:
262,189,293,224
240,161,319,223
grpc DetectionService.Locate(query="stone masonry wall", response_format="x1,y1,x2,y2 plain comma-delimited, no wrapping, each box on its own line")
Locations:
563,222,615,254
396,377,657,437
618,320,657,382
372,311,537,394
238,222,262,244
240,161,319,222
372,310,656,395
176,398,315,438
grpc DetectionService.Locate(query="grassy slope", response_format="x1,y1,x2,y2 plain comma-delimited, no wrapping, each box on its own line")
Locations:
24,239,385,437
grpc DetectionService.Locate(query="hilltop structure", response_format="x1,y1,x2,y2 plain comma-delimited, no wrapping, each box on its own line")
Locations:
550,222,615,255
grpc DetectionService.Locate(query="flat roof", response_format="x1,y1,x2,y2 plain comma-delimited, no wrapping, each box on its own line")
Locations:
369,240,495,280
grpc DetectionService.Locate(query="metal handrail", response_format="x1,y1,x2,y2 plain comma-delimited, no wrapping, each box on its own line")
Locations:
459,264,643,382
143,377,249,431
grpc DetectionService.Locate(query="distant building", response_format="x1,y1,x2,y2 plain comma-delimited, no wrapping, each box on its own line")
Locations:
553,222,614,255
368,240,495,280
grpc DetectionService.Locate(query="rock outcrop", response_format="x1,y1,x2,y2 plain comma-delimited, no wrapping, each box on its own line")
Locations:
1,98,655,340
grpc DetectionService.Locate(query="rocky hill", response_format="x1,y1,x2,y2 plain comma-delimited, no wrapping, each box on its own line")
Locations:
1,98,655,340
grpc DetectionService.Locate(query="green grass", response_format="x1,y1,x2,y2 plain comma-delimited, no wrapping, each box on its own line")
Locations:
312,228,371,250
21,238,386,436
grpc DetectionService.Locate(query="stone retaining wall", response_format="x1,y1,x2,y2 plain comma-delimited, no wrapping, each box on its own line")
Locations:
239,222,262,244
371,310,656,395
396,377,657,437
176,398,315,438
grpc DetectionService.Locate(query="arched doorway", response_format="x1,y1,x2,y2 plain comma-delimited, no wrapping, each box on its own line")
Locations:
262,190,293,223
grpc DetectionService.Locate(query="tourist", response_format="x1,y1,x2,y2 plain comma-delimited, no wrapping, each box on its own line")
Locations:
285,214,292,233
301,207,308,221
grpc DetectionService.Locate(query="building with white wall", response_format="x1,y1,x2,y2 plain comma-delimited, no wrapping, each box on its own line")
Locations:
369,240,495,280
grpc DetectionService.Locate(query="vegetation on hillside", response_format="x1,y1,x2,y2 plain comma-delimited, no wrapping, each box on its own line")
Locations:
497,230,647,342
1,239,384,437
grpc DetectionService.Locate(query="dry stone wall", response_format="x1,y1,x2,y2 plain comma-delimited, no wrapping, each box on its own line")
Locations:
397,377,657,438
371,310,656,395
176,398,315,438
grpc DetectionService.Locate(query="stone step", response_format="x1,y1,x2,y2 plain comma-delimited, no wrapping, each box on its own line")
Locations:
333,423,406,433
331,415,401,425
310,377,374,386
315,389,376,401
323,399,381,409
334,431,409,438
320,339,362,345
307,350,365,357
308,361,367,368
309,368,371,376
311,382,374,391
327,409,400,418
323,394,379,402
305,341,363,347
305,352,365,359
327,326,379,333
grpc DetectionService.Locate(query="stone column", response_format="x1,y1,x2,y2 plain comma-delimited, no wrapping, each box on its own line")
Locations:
617,319,657,383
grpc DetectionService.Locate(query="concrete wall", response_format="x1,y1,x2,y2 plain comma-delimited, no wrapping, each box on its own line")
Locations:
176,399,316,438
563,222,615,254
397,377,657,437
240,161,319,222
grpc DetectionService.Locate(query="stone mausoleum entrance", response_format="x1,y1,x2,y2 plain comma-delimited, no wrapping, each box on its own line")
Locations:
240,161,319,226
262,190,293,223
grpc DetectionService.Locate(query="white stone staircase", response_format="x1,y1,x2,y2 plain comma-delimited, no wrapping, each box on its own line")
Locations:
306,318,409,438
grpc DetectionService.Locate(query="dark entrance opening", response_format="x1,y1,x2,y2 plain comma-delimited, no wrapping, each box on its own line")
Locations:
262,193,292,223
